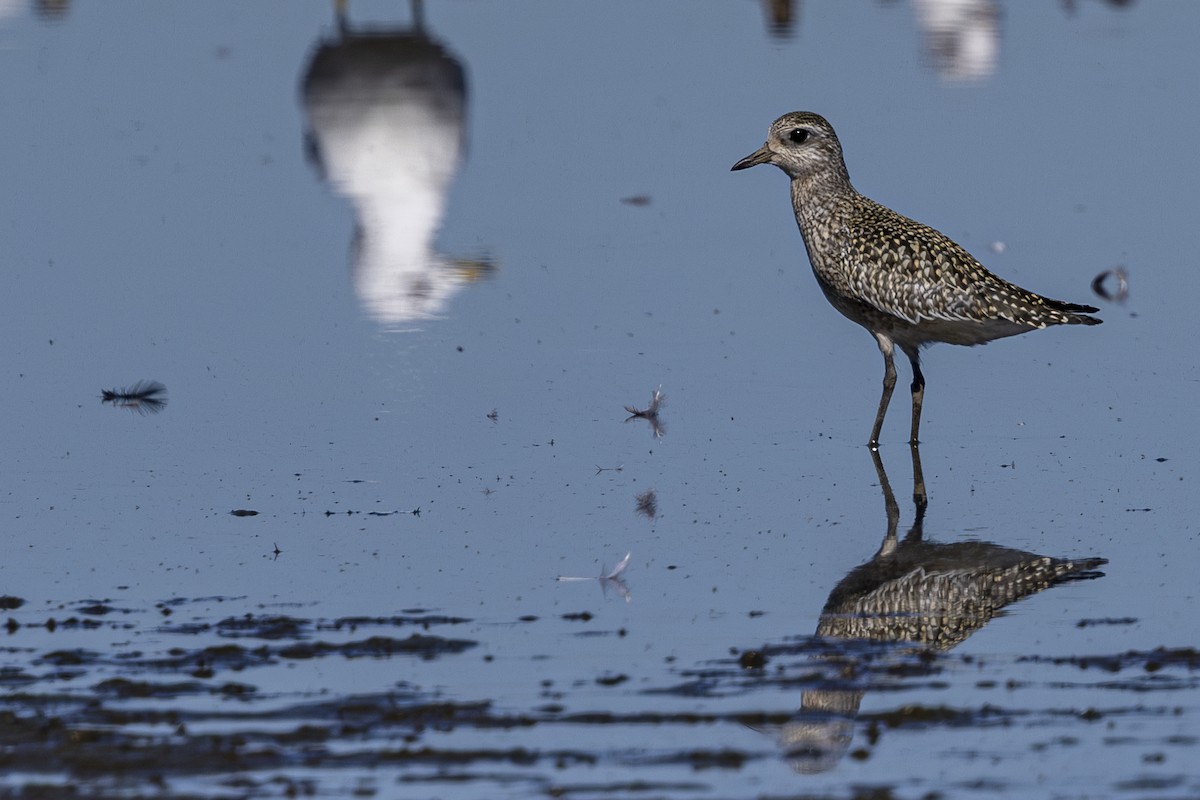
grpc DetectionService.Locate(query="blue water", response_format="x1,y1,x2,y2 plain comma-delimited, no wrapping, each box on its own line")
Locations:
0,2,1196,798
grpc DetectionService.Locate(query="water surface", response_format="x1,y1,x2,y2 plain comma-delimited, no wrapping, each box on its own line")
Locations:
1,2,1196,798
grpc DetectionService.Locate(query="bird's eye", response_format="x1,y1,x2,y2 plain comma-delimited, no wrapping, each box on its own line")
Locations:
788,128,809,144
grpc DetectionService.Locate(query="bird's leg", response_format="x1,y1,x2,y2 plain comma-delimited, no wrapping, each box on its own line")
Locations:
901,345,925,446
869,334,897,448
870,446,900,557
909,439,928,515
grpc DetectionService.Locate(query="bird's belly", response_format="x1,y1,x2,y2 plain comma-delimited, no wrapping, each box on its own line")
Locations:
815,278,1031,347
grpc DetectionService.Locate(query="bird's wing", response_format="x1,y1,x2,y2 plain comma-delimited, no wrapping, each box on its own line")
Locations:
847,209,1065,327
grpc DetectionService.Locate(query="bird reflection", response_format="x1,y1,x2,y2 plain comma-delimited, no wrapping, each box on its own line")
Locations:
761,0,798,39
913,0,1000,82
300,0,493,326
34,0,71,21
1062,0,1136,12
772,446,1106,774
750,0,997,82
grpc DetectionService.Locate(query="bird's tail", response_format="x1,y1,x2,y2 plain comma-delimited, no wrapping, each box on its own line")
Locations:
1044,297,1102,325
1048,556,1109,583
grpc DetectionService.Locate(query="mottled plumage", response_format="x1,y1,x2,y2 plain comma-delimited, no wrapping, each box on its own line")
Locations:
771,448,1106,774
783,540,1106,774
733,111,1101,446
816,542,1106,648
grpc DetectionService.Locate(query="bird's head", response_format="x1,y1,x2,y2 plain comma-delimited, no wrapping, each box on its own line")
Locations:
732,111,848,183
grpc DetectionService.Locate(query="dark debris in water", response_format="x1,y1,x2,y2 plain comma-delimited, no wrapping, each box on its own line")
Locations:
635,488,658,519
640,748,751,770
76,602,123,616
738,650,768,670
321,507,421,517
158,612,470,640
1077,617,1139,628
100,380,168,415
278,633,476,661
0,594,1195,798
1018,647,1200,673
624,387,666,438
595,673,629,687
3,615,131,635
213,613,309,640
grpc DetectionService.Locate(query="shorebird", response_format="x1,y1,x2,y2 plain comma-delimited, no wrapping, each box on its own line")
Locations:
732,112,1101,446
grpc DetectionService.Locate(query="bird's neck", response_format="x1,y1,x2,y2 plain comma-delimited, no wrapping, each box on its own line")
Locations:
790,171,857,235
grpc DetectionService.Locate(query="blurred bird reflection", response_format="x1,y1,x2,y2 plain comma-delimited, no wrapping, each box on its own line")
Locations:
914,0,999,83
301,1,493,326
761,0,798,39
768,447,1106,774
751,0,999,83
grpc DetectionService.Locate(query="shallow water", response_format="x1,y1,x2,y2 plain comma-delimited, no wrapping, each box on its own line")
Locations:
1,1,1197,798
